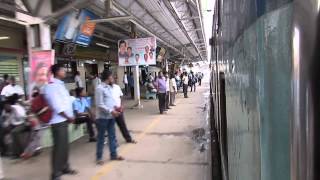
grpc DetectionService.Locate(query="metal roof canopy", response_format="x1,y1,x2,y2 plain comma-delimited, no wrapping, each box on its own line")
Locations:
14,0,208,62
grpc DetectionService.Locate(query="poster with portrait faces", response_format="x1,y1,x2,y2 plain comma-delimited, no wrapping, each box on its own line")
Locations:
118,37,156,66
29,50,54,94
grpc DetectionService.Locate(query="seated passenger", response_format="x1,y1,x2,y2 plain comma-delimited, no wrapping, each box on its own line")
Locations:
73,87,96,142
20,89,43,159
1,96,28,158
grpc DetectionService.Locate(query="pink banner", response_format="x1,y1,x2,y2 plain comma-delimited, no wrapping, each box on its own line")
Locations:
29,50,55,92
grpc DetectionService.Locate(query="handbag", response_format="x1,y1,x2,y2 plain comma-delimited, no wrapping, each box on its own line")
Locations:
31,94,53,124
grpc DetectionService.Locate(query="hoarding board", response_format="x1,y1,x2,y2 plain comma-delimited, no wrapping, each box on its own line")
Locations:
29,50,54,92
55,9,98,46
118,37,156,66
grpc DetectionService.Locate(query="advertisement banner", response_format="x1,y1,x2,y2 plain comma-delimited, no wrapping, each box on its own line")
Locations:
55,9,98,46
118,37,157,66
29,50,54,92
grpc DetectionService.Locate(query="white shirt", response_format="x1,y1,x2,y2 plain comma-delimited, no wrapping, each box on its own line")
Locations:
183,75,189,85
95,83,119,119
44,78,74,124
111,84,123,107
1,104,26,126
75,75,83,87
166,78,170,92
93,77,101,89
1,84,24,97
123,74,128,84
169,78,177,92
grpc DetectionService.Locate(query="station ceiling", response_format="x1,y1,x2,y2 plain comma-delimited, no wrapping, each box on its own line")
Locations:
15,0,208,63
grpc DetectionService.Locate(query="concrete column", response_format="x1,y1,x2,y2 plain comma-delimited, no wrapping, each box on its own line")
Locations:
39,23,51,50
117,67,125,88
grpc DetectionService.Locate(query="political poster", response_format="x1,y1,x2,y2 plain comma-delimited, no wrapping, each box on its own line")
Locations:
55,9,98,46
118,37,157,66
29,50,54,93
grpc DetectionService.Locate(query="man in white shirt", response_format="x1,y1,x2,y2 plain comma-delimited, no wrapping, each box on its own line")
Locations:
164,72,171,110
44,64,77,180
169,73,177,106
182,72,189,98
111,82,136,144
74,71,83,88
95,70,124,165
0,76,24,98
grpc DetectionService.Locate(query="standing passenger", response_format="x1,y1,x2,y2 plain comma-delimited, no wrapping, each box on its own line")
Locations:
111,82,136,143
169,73,177,106
74,71,83,88
164,72,170,110
182,72,189,98
123,72,128,96
95,70,124,165
44,64,77,180
156,72,167,114
128,72,134,99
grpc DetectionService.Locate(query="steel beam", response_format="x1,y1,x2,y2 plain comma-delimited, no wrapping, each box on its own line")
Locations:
181,16,200,21
88,16,132,23
163,0,204,61
132,0,186,48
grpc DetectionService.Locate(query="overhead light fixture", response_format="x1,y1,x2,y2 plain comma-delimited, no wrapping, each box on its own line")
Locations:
0,36,10,40
96,42,110,48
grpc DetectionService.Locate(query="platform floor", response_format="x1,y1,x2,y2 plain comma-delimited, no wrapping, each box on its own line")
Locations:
3,83,210,180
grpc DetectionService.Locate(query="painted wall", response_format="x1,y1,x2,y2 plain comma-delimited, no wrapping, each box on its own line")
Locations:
219,1,292,180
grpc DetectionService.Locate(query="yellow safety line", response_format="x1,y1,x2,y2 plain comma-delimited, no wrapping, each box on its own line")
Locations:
91,98,182,180
91,118,161,180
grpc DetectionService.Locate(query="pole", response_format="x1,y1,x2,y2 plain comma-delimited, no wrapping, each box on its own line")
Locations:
130,22,143,108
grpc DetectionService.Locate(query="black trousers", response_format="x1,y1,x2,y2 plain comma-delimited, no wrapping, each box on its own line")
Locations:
115,113,132,142
158,93,166,113
124,84,128,95
199,79,202,86
183,84,188,98
11,124,29,157
130,86,134,99
190,83,196,92
51,121,70,179
0,126,8,155
165,91,170,109
75,116,95,138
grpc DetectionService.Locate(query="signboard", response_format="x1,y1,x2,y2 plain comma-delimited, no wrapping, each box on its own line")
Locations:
29,50,54,92
55,9,98,46
118,37,156,66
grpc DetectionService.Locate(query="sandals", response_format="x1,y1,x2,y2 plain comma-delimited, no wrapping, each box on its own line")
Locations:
111,156,125,161
127,140,137,144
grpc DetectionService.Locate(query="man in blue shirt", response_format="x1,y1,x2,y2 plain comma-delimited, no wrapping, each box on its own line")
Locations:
44,64,77,180
73,87,96,142
95,70,124,165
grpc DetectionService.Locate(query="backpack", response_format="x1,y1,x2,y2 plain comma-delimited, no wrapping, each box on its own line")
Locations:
31,94,52,124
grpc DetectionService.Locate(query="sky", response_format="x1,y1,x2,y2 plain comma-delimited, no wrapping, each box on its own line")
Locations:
201,0,215,62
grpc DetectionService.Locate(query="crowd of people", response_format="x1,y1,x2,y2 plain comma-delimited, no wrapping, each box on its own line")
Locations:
0,65,203,180
152,70,203,114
